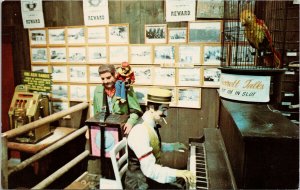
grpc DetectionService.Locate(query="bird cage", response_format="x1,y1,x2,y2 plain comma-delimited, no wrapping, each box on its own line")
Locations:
221,0,289,70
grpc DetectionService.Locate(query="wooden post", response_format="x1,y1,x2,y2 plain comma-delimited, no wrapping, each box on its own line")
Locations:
1,134,9,189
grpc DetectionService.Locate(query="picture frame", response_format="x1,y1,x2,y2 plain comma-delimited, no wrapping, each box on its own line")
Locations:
52,101,69,113
158,86,177,107
152,67,176,86
87,26,107,44
196,0,224,19
89,65,102,83
49,47,67,63
178,45,201,66
31,65,49,73
177,87,201,108
89,84,97,101
68,47,86,63
188,21,221,43
29,29,47,45
177,68,202,86
129,45,153,64
48,28,66,45
69,66,87,83
108,24,129,44
132,86,148,105
203,45,223,65
51,84,69,100
132,66,153,85
154,45,175,65
51,66,68,82
67,27,85,44
70,85,87,101
145,24,167,44
31,48,48,63
88,46,107,63
168,27,187,43
202,67,221,87
109,45,128,63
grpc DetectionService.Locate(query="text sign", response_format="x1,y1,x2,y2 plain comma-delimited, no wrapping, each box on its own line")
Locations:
220,73,271,102
166,0,195,22
23,71,52,92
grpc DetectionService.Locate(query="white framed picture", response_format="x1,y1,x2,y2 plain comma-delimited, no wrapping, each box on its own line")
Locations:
145,24,167,44
69,66,87,83
49,47,67,63
67,27,85,44
48,28,66,45
196,0,224,18
109,45,128,63
31,65,49,73
158,86,177,107
132,66,152,85
70,85,87,101
51,84,68,100
29,29,47,45
202,67,221,87
188,21,222,43
31,48,48,63
153,67,176,86
178,45,201,66
68,47,86,63
52,101,69,113
168,27,187,43
51,66,68,82
89,65,102,83
203,45,223,65
88,46,107,63
177,87,201,108
154,45,175,65
108,24,129,44
177,68,201,86
130,45,153,64
87,26,107,44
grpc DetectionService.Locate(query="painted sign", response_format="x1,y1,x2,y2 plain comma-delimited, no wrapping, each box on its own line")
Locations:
166,0,196,22
21,0,45,28
83,0,109,25
220,73,271,102
23,71,52,92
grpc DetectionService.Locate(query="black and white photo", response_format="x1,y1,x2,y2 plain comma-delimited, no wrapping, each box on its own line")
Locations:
87,26,107,43
203,67,221,87
89,66,102,83
52,101,69,113
109,45,128,63
168,27,187,43
188,21,221,43
145,24,167,44
177,88,201,108
52,84,68,100
153,67,176,86
48,28,65,44
178,68,201,86
31,48,47,62
132,66,152,85
196,0,224,18
69,66,87,83
68,47,86,62
49,47,66,62
203,45,223,65
67,27,85,44
51,66,68,82
31,65,49,73
29,29,46,45
130,45,152,64
70,85,87,101
178,45,201,65
88,46,107,63
154,45,175,64
108,24,129,44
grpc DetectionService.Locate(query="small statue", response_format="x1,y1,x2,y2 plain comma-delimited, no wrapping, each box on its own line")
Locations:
115,62,135,103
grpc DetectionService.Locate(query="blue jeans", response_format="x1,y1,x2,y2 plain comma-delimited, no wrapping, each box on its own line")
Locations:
115,80,126,101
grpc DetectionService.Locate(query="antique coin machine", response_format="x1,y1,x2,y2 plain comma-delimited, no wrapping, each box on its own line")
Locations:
8,85,52,143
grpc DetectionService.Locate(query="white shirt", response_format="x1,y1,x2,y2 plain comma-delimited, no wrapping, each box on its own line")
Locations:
127,111,177,184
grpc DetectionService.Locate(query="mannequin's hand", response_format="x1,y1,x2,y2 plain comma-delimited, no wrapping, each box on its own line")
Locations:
175,170,196,185
123,123,133,135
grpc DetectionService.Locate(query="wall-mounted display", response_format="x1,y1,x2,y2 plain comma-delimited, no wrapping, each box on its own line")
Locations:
177,88,201,108
48,28,66,45
154,45,175,65
188,21,221,43
31,48,48,63
70,85,87,101
109,45,128,63
89,66,102,83
153,67,176,86
49,47,67,62
145,24,167,44
178,45,201,66
87,26,107,44
202,67,221,87
132,66,152,85
196,0,224,18
130,45,153,64
67,27,85,44
178,68,201,86
69,66,87,83
29,29,47,45
68,47,86,63
31,65,49,73
168,27,187,43
203,45,222,65
108,24,129,44
88,46,107,63
52,84,68,100
51,66,68,82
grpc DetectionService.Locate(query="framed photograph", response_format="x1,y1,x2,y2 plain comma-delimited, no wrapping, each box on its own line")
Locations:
178,68,202,86
203,45,223,65
153,67,176,86
51,84,68,100
89,126,119,158
52,101,69,113
159,86,177,107
196,0,224,18
188,21,221,43
29,29,47,45
231,46,255,65
51,66,68,82
89,85,97,101
178,45,201,66
31,65,49,73
154,45,175,65
31,48,48,63
89,66,102,83
68,47,86,63
87,26,107,44
224,21,245,42
132,86,148,105
70,85,87,101
69,66,87,83
108,24,129,44
49,47,67,63
48,28,66,45
130,45,153,64
168,27,187,43
67,27,85,44
202,67,221,87
88,46,107,63
132,66,152,85
145,24,167,44
177,88,201,108
109,45,128,63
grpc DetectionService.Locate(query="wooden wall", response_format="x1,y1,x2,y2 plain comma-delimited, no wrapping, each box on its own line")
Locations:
2,0,219,143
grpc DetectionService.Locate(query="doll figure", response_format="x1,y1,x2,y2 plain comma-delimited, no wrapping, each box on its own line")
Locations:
115,62,135,103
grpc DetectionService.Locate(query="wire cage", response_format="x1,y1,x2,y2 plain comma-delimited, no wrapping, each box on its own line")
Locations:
221,0,294,71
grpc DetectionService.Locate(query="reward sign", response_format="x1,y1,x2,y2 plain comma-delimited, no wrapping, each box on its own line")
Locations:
23,71,52,92
220,73,271,102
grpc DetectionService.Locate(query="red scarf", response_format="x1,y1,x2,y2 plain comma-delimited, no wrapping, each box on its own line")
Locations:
105,88,116,98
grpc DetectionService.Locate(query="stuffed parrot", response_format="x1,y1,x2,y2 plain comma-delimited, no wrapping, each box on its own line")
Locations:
240,9,282,68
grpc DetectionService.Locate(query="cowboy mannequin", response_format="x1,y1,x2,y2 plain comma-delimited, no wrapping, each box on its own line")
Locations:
125,88,196,189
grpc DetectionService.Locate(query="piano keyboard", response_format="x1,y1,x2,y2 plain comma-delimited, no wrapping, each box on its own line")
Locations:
189,143,209,190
